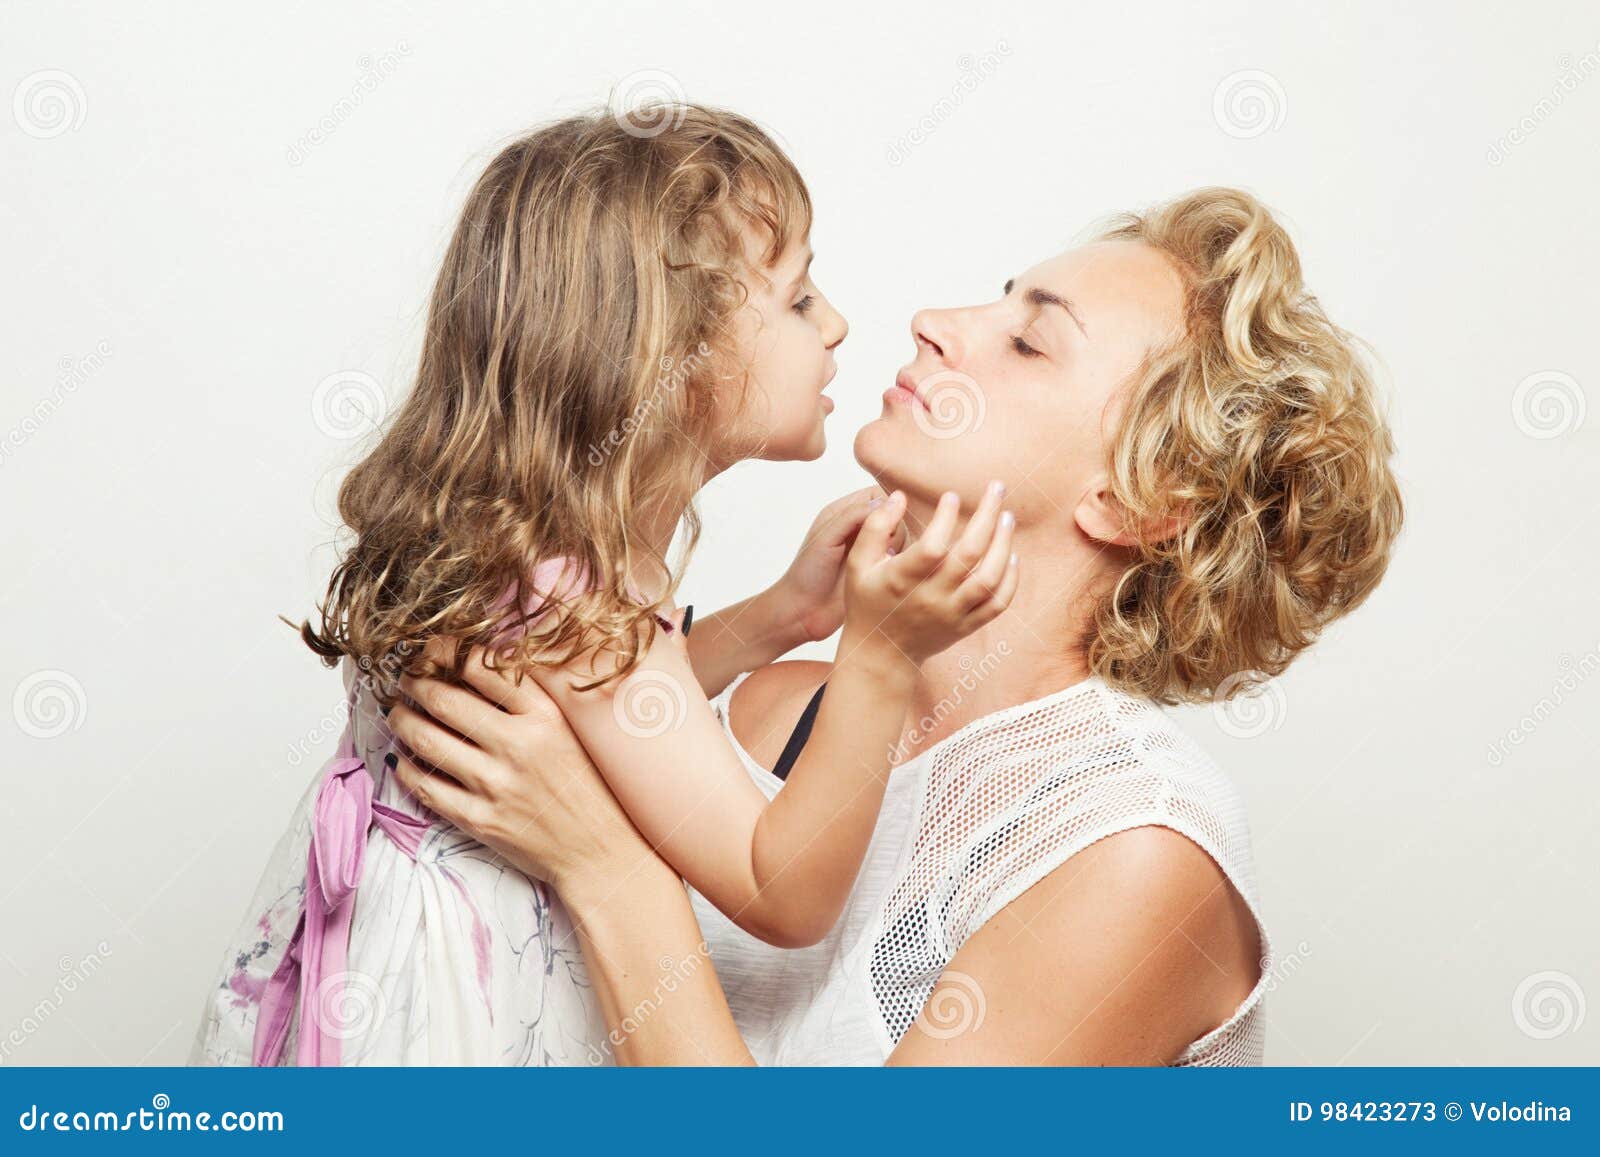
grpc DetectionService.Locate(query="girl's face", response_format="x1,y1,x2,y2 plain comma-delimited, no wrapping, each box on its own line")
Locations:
720,236,849,464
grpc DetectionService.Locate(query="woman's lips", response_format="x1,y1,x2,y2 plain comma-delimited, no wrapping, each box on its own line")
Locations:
886,371,930,410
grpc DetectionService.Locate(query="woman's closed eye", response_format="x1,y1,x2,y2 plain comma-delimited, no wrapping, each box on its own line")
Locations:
793,293,816,315
1011,333,1044,358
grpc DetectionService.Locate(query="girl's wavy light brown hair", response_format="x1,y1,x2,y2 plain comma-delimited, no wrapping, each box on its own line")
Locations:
298,105,811,698
1087,187,1403,705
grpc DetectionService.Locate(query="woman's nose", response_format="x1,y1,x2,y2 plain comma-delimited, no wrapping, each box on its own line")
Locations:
911,308,957,361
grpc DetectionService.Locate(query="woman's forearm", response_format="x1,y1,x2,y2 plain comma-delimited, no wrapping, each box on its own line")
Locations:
559,854,756,1066
685,587,809,699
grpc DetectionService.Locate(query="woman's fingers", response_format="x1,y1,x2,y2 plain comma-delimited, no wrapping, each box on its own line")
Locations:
399,672,506,747
391,753,480,828
389,694,496,793
846,489,907,567
421,635,537,715
457,644,548,714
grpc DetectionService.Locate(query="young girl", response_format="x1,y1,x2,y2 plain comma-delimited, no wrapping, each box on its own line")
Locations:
191,105,1020,1066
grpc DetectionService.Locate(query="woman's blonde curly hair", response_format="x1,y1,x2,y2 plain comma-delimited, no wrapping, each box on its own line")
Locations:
1087,187,1403,705
298,105,810,699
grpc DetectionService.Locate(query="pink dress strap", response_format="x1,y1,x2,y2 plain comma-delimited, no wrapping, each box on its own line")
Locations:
251,694,430,1066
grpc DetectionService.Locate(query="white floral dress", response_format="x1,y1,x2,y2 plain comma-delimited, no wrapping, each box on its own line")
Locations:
189,656,611,1066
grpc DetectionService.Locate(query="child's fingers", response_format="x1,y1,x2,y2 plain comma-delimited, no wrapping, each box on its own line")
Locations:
656,606,692,659
942,481,1006,583
959,510,1017,608
897,490,961,576
813,485,887,549
985,551,1022,614
888,517,909,556
847,490,907,567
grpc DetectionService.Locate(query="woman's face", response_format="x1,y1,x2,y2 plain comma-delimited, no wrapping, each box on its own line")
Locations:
854,239,1185,533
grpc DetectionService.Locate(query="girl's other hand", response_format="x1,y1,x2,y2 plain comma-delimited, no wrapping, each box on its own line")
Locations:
840,482,1020,667
768,485,901,644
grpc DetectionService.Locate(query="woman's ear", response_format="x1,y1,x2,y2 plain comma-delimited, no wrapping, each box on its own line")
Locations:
1074,480,1186,548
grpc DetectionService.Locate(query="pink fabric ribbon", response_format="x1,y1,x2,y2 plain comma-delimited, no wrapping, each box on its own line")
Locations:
251,751,431,1066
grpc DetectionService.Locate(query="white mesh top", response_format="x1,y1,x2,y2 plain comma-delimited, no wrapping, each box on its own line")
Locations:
690,669,1273,1065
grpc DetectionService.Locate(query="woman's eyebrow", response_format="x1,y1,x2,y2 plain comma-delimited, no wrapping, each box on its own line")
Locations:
1004,277,1089,336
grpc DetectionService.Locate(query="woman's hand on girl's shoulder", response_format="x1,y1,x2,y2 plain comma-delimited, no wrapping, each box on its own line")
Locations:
386,638,655,890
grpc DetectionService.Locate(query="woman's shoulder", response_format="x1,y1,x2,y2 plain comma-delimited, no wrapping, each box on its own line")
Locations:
720,659,831,771
909,678,1264,934
900,683,1272,1062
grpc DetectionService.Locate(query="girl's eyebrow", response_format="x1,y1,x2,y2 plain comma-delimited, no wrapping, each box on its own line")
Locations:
1004,277,1089,336
786,249,814,289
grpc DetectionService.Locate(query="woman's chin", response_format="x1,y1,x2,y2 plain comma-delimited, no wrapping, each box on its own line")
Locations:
852,417,905,482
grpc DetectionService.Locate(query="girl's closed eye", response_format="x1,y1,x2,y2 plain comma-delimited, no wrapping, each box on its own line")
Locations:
793,293,816,315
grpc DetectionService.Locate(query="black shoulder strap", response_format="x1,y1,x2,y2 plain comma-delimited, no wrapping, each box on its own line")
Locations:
771,682,827,781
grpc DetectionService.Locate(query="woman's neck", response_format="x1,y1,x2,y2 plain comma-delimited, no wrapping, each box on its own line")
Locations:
900,519,1113,757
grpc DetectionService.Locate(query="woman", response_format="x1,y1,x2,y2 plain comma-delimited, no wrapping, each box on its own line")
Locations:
386,187,1403,1064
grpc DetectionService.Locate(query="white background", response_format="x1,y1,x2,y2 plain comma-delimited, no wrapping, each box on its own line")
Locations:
3,0,1597,1065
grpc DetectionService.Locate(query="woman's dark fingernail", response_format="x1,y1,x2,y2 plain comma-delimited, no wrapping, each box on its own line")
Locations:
681,604,694,636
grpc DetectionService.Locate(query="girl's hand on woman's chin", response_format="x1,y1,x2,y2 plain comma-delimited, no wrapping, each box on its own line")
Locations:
767,484,897,644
